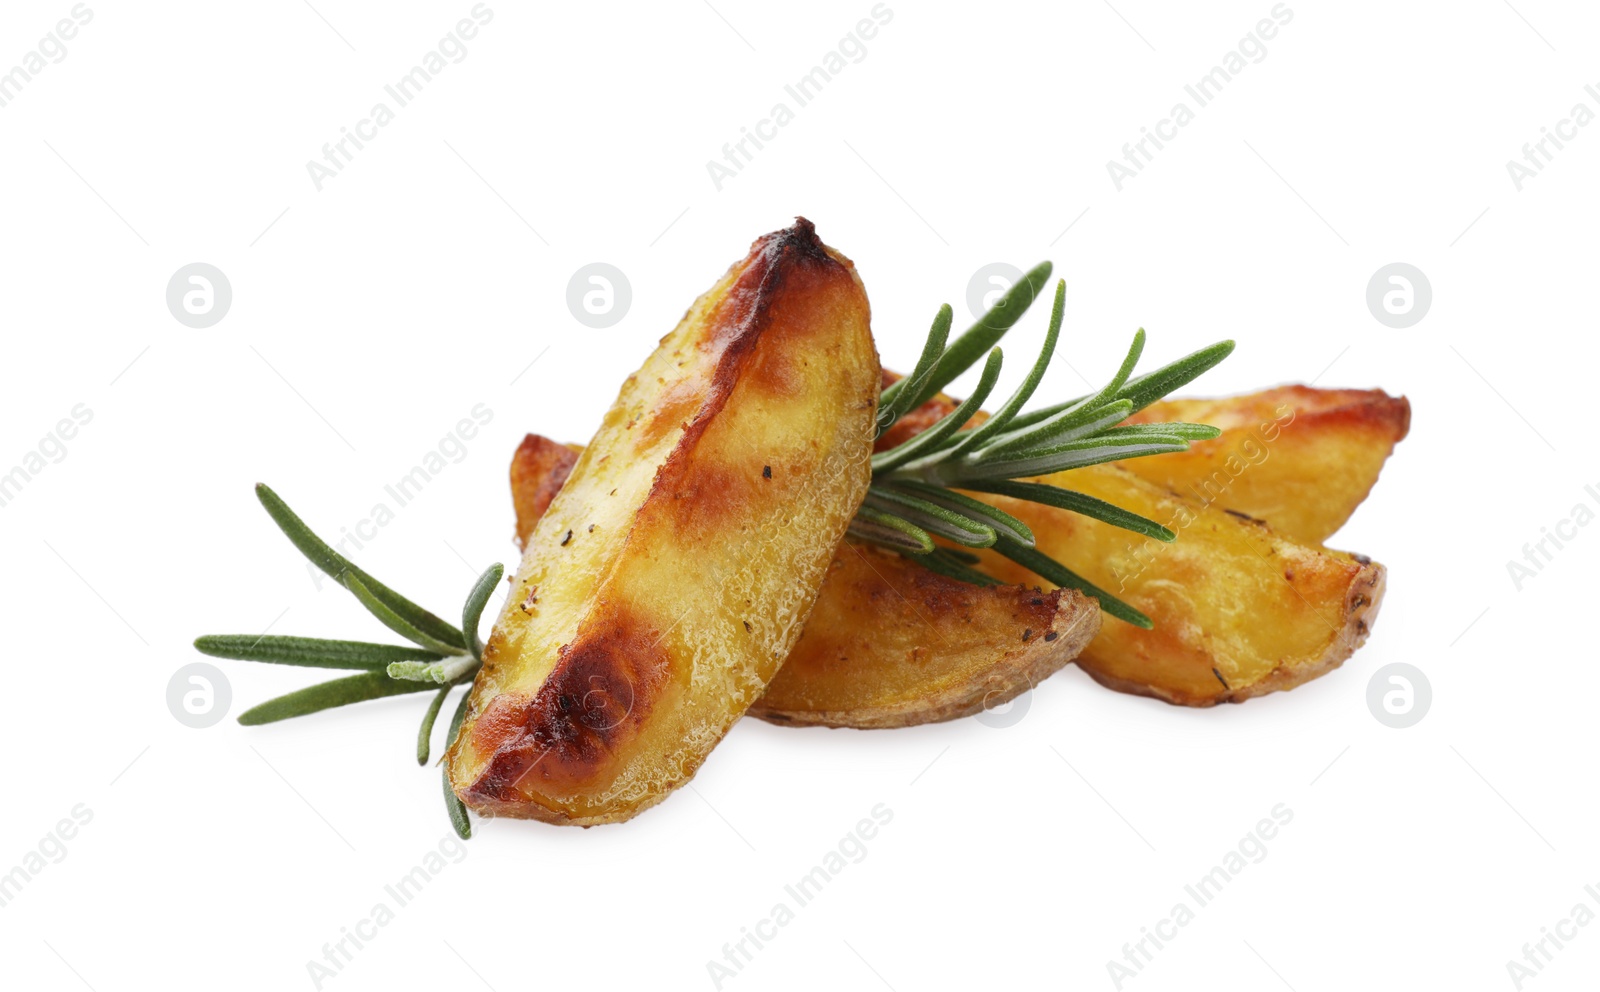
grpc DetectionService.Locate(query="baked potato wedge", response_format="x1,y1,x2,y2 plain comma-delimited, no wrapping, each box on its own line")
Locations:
509,435,1101,728
876,379,1396,703
447,219,879,824
752,543,1099,727
882,378,1410,546
1122,385,1411,544
973,463,1385,706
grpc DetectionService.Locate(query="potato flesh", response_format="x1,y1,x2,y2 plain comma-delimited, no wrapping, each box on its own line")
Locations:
1122,385,1410,544
885,381,1409,548
973,462,1385,705
447,220,878,823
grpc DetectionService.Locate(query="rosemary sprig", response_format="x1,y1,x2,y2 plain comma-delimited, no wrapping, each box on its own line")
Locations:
854,272,1235,627
194,484,499,839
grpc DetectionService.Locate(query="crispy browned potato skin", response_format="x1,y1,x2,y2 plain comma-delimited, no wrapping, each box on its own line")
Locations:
509,435,577,552
1123,385,1411,545
973,463,1386,706
448,219,879,824
509,439,1100,728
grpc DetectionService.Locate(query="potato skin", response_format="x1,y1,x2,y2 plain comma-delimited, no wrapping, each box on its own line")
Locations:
1123,385,1410,545
448,219,879,824
509,435,577,552
507,441,1099,728
751,543,1099,727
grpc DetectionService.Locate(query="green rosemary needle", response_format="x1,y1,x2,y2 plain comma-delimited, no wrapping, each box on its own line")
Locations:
856,271,1235,627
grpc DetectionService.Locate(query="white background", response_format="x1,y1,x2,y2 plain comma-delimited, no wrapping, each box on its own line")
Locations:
1,1,1595,989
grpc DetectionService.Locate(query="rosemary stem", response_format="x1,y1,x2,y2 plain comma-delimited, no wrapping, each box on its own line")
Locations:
388,654,479,684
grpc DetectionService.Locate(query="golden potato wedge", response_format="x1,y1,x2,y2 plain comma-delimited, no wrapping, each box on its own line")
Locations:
973,463,1385,706
448,219,879,824
508,436,1100,728
752,543,1099,727
880,378,1395,704
881,378,1410,545
1123,385,1410,545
